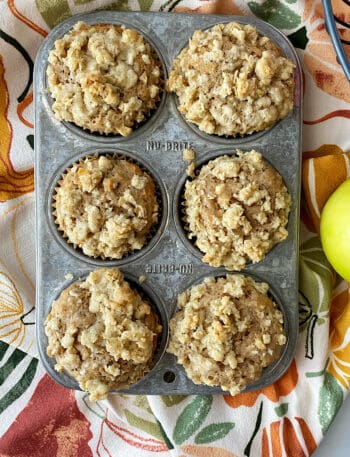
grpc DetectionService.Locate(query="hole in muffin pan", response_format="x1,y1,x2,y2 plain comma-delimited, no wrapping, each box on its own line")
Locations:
163,371,176,383
41,270,169,393
44,22,168,144
47,148,168,267
173,149,292,270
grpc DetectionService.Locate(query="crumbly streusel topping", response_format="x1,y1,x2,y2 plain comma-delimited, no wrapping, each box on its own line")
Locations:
47,22,162,136
54,155,158,259
183,150,291,270
167,274,286,395
45,268,162,401
167,22,295,136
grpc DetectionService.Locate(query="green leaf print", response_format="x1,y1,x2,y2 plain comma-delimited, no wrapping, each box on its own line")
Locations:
26,134,34,149
299,237,334,359
161,395,187,407
194,422,235,444
248,0,301,29
275,403,288,417
173,396,213,445
35,0,71,29
0,347,27,385
0,341,9,362
156,419,174,450
138,0,154,11
300,237,333,318
288,26,309,50
96,1,130,12
318,372,343,434
133,395,152,413
124,409,164,440
0,358,38,414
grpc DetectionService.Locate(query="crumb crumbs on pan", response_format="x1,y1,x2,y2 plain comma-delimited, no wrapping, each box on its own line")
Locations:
183,147,196,162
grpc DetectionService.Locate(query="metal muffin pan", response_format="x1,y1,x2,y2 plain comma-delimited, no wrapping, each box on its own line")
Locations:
34,11,302,395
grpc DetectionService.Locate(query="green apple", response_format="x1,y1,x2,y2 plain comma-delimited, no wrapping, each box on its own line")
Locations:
320,179,350,282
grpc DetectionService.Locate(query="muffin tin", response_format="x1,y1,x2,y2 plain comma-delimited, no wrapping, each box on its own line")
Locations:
34,11,302,395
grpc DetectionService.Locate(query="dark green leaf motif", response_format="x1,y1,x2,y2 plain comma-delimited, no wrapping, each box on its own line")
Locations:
244,402,263,457
194,422,235,444
173,396,213,445
288,26,309,50
299,291,313,328
318,372,343,434
275,403,288,417
156,419,174,450
0,358,38,414
248,0,301,29
0,348,26,385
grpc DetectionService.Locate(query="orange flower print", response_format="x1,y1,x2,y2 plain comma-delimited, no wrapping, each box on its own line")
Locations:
303,0,350,103
262,417,317,457
0,55,33,201
328,284,350,388
0,374,92,456
224,359,298,408
302,144,350,232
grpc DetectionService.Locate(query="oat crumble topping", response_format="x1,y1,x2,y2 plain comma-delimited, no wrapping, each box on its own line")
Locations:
167,274,286,394
47,22,162,136
167,22,294,137
54,155,159,259
183,150,291,270
45,268,162,401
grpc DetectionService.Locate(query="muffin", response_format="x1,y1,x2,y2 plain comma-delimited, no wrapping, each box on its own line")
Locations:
45,268,162,401
183,150,291,270
53,155,159,259
167,22,295,136
47,21,162,136
167,274,286,395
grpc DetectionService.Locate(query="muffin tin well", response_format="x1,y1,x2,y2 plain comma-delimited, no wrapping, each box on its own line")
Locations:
47,149,168,266
35,11,302,395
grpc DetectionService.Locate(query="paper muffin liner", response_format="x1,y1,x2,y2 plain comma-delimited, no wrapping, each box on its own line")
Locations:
52,152,163,261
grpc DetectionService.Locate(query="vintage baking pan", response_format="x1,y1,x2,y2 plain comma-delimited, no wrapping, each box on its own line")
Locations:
34,11,302,394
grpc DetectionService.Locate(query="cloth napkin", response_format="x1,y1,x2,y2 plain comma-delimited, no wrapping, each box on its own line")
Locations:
0,1,349,456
